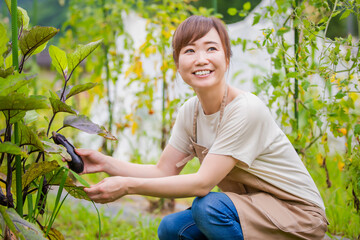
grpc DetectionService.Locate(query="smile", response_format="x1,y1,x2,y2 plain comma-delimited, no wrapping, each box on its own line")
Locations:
194,70,212,76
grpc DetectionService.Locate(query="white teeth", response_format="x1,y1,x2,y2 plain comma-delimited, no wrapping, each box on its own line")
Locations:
194,70,211,76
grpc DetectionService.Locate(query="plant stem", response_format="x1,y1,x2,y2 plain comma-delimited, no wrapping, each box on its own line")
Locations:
101,0,113,154
11,0,18,69
212,0,217,14
47,113,57,137
161,38,167,151
293,0,300,133
11,0,23,216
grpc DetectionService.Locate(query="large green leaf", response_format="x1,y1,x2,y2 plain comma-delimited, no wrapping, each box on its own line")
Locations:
17,7,30,30
3,110,26,124
49,45,68,78
64,185,90,201
18,124,44,151
0,142,28,158
0,23,8,67
0,206,25,240
0,73,34,96
0,93,48,111
67,40,102,77
46,169,90,201
19,26,59,58
49,97,77,115
41,140,65,154
70,170,90,187
22,161,59,188
46,227,65,240
63,115,117,140
3,1,29,30
0,67,15,78
1,207,47,240
66,82,98,100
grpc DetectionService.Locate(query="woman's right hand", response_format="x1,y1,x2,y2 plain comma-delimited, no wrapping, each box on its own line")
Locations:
74,149,110,174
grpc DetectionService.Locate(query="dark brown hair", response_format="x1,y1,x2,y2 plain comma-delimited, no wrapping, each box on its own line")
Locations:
172,15,232,67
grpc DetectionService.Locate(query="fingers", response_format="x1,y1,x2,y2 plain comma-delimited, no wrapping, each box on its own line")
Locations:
84,185,111,204
83,178,123,203
74,148,92,156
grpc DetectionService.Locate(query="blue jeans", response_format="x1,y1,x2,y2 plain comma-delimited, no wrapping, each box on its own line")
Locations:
158,192,243,240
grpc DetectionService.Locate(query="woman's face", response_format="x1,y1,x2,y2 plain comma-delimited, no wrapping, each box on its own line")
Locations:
177,28,227,91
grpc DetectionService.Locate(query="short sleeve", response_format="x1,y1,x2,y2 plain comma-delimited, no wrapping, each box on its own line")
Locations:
209,94,280,168
168,99,195,155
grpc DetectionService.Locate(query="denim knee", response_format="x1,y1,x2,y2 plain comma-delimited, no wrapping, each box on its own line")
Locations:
192,192,223,224
158,214,177,240
192,192,241,226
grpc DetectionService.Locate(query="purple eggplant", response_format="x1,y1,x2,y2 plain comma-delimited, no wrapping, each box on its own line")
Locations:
52,131,84,173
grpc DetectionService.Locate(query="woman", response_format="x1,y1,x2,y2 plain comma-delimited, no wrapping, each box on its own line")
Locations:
78,16,328,239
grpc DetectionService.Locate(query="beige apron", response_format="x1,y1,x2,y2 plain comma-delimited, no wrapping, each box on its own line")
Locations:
176,88,329,240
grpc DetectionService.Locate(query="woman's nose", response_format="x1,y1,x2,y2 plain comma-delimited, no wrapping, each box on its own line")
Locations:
195,51,209,65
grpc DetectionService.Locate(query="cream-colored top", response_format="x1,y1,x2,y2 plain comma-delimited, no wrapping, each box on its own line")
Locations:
169,92,325,210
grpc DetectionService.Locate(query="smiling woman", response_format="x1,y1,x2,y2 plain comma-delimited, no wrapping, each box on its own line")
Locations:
77,15,329,240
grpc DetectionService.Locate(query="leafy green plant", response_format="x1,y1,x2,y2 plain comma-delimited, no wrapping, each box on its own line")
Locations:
230,0,360,238
60,0,136,155
0,1,115,238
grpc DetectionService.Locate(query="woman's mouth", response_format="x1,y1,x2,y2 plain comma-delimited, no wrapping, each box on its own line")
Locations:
193,70,212,76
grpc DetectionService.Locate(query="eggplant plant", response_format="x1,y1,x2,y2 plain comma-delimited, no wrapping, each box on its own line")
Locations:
0,1,115,239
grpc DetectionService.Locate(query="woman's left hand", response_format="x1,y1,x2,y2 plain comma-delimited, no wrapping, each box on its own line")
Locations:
84,176,128,203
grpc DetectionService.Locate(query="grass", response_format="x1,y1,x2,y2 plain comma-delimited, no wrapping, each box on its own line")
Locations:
309,154,360,239
47,194,161,240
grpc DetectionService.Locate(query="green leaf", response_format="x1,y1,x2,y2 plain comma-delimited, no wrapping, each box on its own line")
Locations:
67,40,102,77
227,8,237,16
49,45,68,78
243,2,251,11
49,97,77,115
18,124,44,151
277,26,291,36
46,227,65,240
4,208,47,240
3,0,10,13
301,80,310,91
0,23,9,66
66,82,98,100
3,110,26,124
70,170,90,187
32,42,47,55
0,67,15,78
252,13,261,26
0,206,26,240
0,73,34,96
22,161,60,188
0,142,28,157
24,110,40,125
335,91,346,99
46,169,90,201
340,9,352,21
286,72,299,78
0,93,49,111
19,26,59,58
41,140,65,154
17,7,30,30
63,115,117,140
354,124,360,135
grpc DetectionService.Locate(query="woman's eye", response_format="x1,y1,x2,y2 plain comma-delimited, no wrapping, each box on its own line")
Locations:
208,47,217,51
184,49,194,53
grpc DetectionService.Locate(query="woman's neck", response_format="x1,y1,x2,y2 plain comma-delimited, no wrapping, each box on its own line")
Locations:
196,84,227,115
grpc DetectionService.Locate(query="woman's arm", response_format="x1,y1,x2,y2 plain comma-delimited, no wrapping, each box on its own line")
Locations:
84,153,238,203
77,144,188,178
